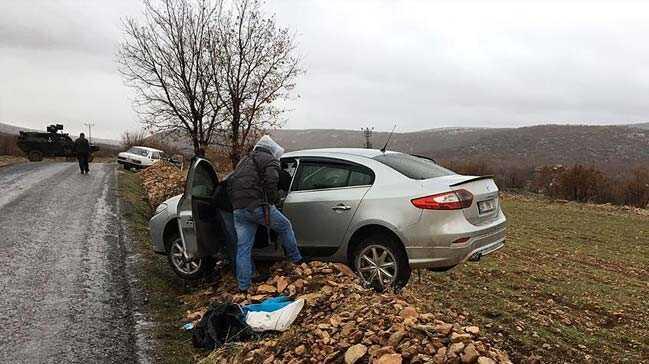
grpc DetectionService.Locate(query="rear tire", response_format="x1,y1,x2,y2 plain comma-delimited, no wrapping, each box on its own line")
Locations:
351,232,411,290
166,235,214,280
27,150,43,162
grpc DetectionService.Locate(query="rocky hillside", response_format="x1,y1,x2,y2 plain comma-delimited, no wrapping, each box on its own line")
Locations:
4,121,649,168
270,124,649,168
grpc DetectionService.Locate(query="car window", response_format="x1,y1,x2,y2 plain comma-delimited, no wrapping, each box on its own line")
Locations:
372,153,454,180
151,152,160,159
127,147,149,157
191,161,218,198
349,169,373,186
292,161,374,191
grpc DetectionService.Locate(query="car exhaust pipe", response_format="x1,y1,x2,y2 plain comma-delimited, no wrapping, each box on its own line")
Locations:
468,252,482,262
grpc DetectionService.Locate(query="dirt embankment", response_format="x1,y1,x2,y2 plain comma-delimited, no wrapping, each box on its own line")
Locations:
138,161,186,208
0,155,27,168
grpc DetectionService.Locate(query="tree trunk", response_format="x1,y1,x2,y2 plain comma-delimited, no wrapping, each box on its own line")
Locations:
192,133,201,156
229,106,242,166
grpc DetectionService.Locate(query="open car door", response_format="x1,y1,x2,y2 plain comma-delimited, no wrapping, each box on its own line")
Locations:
177,158,224,259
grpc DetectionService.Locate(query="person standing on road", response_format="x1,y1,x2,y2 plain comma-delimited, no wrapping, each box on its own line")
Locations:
227,135,303,292
74,133,91,174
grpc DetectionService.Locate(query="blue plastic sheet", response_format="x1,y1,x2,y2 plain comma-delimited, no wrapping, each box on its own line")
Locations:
243,296,293,314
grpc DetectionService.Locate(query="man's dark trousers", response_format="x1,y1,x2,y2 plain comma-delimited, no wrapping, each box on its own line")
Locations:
78,154,89,173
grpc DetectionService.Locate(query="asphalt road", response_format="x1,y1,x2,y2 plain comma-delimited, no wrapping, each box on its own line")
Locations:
0,162,138,363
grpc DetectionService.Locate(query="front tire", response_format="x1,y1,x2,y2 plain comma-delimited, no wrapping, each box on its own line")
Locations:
27,150,43,162
352,233,411,290
166,235,214,280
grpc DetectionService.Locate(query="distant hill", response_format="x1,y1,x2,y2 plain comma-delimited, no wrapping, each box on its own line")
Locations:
5,121,648,169
270,125,649,168
0,122,36,135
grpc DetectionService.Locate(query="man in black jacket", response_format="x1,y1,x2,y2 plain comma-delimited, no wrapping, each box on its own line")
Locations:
74,133,91,174
227,135,303,291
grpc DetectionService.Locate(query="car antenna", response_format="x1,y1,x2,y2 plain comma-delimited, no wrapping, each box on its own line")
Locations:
380,124,397,153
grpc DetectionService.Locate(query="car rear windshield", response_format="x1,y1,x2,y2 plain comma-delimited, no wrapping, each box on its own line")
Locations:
127,147,149,157
372,153,454,180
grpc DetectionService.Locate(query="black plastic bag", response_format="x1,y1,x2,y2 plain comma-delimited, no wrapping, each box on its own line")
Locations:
191,302,254,350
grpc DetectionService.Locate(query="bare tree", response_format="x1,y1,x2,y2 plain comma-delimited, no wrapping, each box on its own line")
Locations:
121,129,149,150
212,0,301,164
118,0,223,154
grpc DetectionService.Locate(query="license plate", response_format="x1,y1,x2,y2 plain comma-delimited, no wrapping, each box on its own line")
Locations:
478,198,496,213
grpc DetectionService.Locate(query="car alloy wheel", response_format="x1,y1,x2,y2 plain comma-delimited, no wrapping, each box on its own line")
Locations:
355,244,397,289
170,239,202,276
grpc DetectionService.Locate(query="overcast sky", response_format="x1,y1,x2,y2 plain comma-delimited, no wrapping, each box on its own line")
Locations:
1,0,649,139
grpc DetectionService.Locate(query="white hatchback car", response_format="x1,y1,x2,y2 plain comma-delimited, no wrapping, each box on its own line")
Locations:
117,146,167,170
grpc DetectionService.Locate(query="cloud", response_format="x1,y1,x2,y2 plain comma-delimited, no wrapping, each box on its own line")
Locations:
1,0,649,139
274,0,649,130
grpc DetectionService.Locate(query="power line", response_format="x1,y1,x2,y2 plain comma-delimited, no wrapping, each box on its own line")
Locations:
84,122,95,143
361,126,374,149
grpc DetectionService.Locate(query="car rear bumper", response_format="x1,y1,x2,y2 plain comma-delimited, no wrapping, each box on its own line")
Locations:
405,212,507,269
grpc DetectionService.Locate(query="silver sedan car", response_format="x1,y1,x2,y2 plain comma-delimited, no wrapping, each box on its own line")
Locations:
149,148,506,288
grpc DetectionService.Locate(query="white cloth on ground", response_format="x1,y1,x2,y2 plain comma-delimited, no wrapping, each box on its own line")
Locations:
244,299,305,332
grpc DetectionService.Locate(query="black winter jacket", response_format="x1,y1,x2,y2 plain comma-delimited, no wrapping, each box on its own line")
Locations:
227,147,280,210
74,138,91,156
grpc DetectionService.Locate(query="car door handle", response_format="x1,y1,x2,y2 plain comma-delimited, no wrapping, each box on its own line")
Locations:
332,204,351,211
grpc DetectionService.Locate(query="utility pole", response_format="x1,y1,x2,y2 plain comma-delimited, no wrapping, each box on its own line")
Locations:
361,126,374,149
84,122,95,143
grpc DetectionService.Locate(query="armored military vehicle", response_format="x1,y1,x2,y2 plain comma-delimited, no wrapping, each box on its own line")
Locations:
17,124,99,162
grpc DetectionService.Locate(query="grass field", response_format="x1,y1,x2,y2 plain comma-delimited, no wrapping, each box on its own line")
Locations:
118,170,208,364
411,195,649,363
118,170,649,363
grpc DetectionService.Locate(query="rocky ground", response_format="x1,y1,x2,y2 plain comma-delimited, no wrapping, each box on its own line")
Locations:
185,261,512,364
138,161,186,207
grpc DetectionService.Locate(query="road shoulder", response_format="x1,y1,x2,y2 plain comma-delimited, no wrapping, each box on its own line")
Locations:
0,155,27,168
117,169,209,364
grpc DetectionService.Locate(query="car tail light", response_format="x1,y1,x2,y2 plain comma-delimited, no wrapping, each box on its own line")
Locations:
411,189,473,210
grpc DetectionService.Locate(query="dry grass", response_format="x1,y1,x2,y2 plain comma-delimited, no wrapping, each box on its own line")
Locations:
118,167,649,363
410,195,649,363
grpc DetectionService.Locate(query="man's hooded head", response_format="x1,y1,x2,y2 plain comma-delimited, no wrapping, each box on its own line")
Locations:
254,135,284,160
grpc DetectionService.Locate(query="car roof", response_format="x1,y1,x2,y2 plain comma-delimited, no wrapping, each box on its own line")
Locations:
282,148,399,160
130,146,163,153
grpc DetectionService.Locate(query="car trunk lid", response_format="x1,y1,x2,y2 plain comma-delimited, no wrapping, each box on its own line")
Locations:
422,174,500,225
